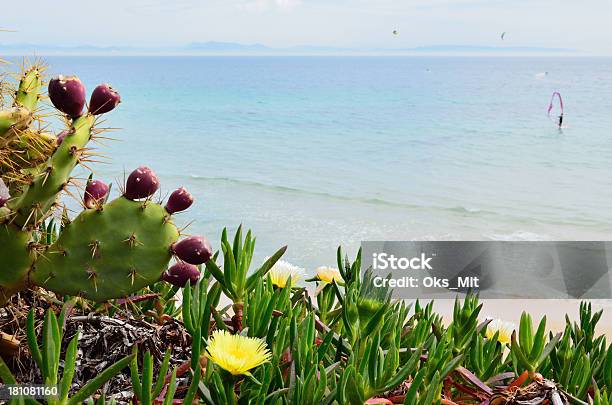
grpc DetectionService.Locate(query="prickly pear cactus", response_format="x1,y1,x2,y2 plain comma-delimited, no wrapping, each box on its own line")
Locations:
32,198,180,300
0,61,211,304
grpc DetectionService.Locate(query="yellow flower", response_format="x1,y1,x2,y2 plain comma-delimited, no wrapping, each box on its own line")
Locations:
315,266,343,284
268,260,304,288
206,330,271,376
485,319,515,345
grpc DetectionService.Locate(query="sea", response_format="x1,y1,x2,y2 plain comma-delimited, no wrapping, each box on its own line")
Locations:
25,56,612,272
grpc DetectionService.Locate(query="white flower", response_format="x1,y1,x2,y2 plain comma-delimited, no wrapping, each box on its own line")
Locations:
485,318,515,345
315,266,343,284
268,260,304,288
313,266,343,295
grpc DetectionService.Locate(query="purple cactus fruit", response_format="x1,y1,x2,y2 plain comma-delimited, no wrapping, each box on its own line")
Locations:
89,83,121,115
172,236,212,265
165,187,194,214
84,179,110,209
0,179,9,207
124,166,159,200
56,130,70,146
162,262,200,287
48,75,86,118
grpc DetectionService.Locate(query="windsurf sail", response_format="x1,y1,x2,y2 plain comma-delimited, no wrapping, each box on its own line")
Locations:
547,91,564,117
501,32,507,40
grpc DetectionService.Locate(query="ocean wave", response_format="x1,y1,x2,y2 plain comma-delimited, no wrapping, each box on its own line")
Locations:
185,174,609,230
187,174,497,216
447,206,485,214
484,231,551,241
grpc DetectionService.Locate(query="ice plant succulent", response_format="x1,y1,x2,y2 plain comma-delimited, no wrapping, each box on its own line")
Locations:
485,318,515,345
204,226,287,333
315,266,343,284
511,312,562,376
206,330,271,376
268,260,304,288
310,265,343,295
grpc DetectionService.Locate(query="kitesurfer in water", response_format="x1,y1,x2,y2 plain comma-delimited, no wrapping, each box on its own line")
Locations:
558,113,563,129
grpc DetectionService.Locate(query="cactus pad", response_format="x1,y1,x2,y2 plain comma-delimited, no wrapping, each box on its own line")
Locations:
31,196,179,301
0,223,33,298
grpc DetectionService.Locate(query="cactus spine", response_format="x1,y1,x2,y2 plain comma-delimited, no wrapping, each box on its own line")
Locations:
0,66,41,137
8,114,94,228
0,62,210,305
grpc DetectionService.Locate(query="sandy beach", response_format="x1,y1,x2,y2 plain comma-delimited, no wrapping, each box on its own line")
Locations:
433,298,612,338
282,288,612,338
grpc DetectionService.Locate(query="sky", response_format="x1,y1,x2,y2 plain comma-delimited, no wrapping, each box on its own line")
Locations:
2,0,612,54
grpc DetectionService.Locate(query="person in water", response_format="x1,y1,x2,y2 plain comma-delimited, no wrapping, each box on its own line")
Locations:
558,113,563,128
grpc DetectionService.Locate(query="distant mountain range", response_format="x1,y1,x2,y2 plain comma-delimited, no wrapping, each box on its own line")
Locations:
0,41,578,56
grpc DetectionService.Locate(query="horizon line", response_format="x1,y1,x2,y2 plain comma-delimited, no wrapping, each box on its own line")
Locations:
2,52,601,58
3,53,606,58
3,41,610,57
0,41,597,57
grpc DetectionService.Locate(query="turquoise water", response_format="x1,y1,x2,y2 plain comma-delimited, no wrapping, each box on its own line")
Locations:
37,56,612,270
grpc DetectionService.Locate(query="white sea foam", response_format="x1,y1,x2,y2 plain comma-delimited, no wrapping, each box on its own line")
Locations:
484,231,551,241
